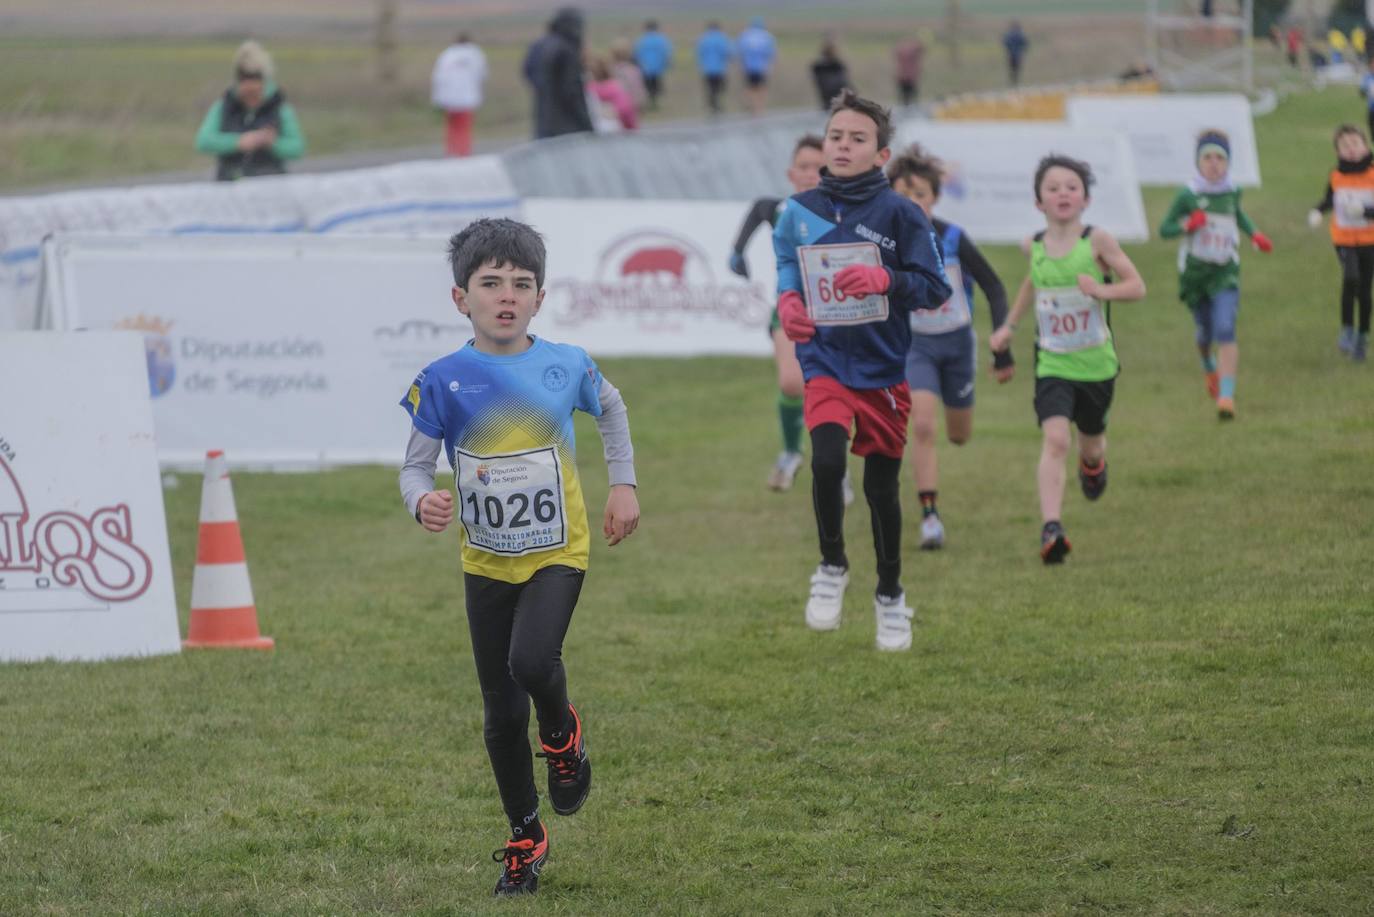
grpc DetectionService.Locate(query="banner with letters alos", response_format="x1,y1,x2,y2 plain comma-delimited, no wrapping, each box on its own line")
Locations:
0,156,520,333
893,121,1150,243
0,332,180,662
1065,93,1260,187
39,199,777,466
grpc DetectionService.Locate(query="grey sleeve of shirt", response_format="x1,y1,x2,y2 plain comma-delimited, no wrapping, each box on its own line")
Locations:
597,377,637,488
399,426,443,519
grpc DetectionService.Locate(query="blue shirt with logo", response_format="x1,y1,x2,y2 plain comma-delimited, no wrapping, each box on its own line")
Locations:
403,336,602,468
400,336,604,582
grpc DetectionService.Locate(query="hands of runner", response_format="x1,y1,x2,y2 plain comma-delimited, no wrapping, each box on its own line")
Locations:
603,484,639,546
1307,208,1324,229
778,290,815,343
1183,209,1208,233
417,490,454,533
992,364,1015,384
1251,231,1273,253
988,325,1013,354
1076,273,1105,299
728,251,749,278
832,264,892,297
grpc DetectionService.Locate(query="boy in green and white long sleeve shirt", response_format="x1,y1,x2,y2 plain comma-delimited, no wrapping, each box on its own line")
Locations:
1158,130,1272,420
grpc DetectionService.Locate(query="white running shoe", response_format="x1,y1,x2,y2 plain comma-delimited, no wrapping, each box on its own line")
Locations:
767,451,805,491
841,472,855,506
919,513,945,550
874,593,914,651
805,564,849,631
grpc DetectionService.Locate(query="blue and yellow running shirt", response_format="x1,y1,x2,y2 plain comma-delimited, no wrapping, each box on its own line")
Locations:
400,336,603,584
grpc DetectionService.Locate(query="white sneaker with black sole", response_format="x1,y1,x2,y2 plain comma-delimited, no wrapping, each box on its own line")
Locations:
805,564,849,631
874,593,913,651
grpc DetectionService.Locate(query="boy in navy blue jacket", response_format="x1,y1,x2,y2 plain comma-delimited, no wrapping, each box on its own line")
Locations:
773,89,952,652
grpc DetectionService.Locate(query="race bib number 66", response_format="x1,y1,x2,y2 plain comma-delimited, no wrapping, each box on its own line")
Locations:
454,446,568,556
798,241,890,326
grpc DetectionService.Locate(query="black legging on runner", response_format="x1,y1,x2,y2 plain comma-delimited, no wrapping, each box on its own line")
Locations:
464,564,583,823
1336,245,1374,333
810,423,904,599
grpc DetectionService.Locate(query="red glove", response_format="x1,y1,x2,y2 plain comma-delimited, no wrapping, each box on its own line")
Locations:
1251,231,1273,254
777,290,815,343
1183,209,1208,233
832,264,891,297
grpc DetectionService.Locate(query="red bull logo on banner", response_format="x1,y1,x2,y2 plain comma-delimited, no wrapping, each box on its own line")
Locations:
546,229,770,327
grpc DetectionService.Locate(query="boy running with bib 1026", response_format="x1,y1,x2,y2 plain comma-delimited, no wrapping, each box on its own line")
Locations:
989,155,1146,564
728,134,825,491
398,218,640,897
1158,130,1272,419
773,90,952,651
887,143,1014,549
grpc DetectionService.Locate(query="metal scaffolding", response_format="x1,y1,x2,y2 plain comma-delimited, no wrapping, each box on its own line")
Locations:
1146,0,1255,92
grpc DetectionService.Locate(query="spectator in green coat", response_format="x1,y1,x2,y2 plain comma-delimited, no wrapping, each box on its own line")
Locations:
195,41,306,181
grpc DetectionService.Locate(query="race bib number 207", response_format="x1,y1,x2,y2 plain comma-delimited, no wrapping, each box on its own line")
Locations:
455,446,568,556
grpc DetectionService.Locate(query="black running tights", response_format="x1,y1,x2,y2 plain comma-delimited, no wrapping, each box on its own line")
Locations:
1337,245,1374,333
464,565,583,822
810,423,904,599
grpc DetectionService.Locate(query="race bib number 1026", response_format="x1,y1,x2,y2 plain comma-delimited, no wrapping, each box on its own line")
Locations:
454,446,568,556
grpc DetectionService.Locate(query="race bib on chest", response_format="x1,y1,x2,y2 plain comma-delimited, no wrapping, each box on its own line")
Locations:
798,241,890,325
1188,213,1239,265
909,263,971,335
454,446,568,556
1035,286,1108,354
1334,187,1374,229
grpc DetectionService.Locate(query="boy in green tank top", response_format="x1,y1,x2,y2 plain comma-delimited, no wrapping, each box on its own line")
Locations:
989,155,1146,564
1158,130,1273,419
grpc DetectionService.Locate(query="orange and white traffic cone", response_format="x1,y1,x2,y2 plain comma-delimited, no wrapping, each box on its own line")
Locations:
183,450,273,650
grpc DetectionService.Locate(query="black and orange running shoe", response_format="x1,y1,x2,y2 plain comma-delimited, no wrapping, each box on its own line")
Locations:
1040,521,1071,565
492,832,548,896
537,703,592,816
1078,459,1108,501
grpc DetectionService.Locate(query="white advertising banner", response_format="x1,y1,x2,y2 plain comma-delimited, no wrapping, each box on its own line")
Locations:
0,332,180,662
40,200,776,465
0,155,519,332
43,233,466,467
1065,93,1260,187
893,121,1149,242
522,198,776,356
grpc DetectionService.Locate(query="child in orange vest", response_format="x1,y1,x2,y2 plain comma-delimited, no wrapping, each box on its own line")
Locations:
1309,123,1374,362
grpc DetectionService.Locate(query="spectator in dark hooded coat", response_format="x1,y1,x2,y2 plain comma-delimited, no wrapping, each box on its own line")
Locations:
532,7,594,139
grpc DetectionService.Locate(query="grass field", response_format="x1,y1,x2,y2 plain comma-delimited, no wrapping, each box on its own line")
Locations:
3,89,1374,914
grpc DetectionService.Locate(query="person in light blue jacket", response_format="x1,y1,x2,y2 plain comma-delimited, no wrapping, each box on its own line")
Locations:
696,21,734,115
737,17,777,116
633,19,673,111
